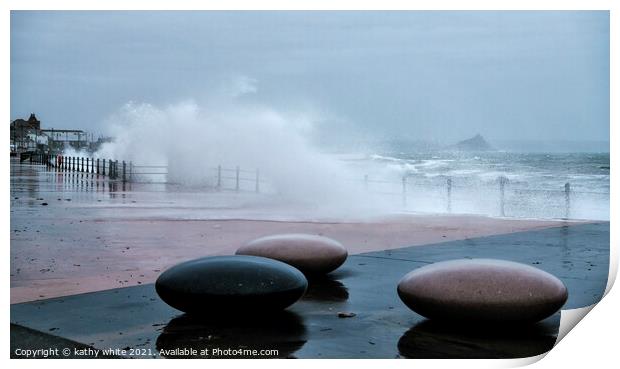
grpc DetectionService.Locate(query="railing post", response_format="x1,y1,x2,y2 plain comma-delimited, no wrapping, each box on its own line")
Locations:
129,161,133,182
499,176,508,217
402,176,407,208
217,165,222,189
235,166,240,191
102,159,106,176
122,161,126,182
447,177,452,213
255,169,260,193
72,156,75,171
115,160,119,180
80,157,83,172
96,158,100,175
565,182,571,219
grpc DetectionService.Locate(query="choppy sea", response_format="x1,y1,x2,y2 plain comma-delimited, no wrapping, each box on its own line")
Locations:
339,149,609,220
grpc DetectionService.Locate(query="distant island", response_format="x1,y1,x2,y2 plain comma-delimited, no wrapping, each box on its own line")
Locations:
450,134,494,151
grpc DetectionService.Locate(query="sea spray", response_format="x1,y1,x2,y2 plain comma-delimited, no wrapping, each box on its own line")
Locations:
93,96,391,217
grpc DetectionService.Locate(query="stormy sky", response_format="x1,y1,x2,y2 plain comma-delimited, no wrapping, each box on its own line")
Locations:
10,11,609,145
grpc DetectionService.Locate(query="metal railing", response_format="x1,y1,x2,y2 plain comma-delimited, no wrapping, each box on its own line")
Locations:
30,154,263,193
24,154,607,219
360,174,608,219
45,155,132,181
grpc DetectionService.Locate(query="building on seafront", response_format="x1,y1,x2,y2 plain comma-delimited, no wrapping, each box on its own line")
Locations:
10,113,43,153
10,113,110,155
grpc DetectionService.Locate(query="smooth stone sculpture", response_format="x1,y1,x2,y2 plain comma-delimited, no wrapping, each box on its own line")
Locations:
235,234,348,275
397,259,568,323
155,255,308,314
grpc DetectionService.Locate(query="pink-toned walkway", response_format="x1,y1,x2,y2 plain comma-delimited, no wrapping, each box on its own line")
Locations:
11,214,572,303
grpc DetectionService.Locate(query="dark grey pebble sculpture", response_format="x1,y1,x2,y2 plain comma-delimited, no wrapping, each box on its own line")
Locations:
397,259,568,323
155,255,308,314
236,234,348,275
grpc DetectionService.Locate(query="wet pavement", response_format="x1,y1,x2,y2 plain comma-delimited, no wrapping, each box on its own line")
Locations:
11,159,571,303
10,223,609,359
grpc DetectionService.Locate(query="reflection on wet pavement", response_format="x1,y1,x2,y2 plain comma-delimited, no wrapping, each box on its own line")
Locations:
397,318,559,359
302,276,349,302
156,311,307,358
